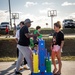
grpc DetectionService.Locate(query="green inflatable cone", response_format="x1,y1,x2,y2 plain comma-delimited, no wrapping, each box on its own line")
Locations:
46,59,51,73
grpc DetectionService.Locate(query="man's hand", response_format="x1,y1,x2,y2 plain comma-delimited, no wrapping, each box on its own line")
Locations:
25,33,39,38
35,33,39,37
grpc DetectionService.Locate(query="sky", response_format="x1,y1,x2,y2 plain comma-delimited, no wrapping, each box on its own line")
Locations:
0,0,75,28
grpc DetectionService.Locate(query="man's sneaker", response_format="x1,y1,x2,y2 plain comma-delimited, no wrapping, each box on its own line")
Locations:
19,66,23,70
23,64,30,70
15,71,22,75
29,72,33,75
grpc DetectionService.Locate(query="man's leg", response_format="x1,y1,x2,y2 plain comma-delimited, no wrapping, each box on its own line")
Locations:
23,47,33,71
23,58,30,70
16,50,24,72
18,46,33,72
17,48,19,58
24,58,27,65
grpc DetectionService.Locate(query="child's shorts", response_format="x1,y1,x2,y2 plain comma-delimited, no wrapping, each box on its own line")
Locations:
52,45,60,52
6,32,8,34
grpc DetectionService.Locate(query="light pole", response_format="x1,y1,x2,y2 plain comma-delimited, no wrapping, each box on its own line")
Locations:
48,10,57,29
8,0,12,28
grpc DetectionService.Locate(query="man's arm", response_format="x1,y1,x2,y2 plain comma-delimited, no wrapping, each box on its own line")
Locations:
25,33,39,38
15,38,18,43
24,26,39,38
15,30,19,43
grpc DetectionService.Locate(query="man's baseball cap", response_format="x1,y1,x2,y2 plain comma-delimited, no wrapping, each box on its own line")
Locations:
24,19,33,24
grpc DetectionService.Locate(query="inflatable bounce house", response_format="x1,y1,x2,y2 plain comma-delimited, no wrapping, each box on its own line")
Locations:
32,39,53,75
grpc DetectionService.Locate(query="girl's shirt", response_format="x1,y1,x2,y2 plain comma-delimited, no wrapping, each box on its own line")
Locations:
53,31,64,46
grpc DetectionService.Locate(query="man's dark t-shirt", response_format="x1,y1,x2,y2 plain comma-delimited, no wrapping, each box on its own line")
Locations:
53,31,64,46
18,25,30,46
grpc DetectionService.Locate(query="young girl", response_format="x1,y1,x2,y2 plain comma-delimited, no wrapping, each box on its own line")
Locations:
51,21,64,75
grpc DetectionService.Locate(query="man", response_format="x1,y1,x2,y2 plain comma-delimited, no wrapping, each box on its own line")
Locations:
15,21,29,70
15,19,38,75
13,23,16,37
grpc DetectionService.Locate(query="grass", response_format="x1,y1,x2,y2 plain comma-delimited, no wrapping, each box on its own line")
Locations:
0,56,75,62
0,37,15,40
61,56,75,61
0,57,17,62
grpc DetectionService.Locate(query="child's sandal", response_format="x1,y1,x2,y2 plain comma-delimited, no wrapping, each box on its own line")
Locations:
53,68,57,74
56,71,61,75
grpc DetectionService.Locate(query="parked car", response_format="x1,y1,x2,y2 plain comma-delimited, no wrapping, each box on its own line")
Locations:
0,22,11,30
63,19,75,28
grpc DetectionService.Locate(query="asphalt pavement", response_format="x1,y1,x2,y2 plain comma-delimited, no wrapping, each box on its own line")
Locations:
0,61,75,75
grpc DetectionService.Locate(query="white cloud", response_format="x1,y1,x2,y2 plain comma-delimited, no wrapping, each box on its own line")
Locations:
18,12,64,28
42,2,54,5
60,13,75,21
12,11,22,14
18,13,51,28
0,10,9,23
39,8,52,14
0,10,63,28
0,10,23,26
39,10,47,14
25,2,37,7
68,13,75,19
39,8,59,16
62,1,75,6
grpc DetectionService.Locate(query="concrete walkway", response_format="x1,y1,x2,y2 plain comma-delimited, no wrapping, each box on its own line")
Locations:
0,61,75,75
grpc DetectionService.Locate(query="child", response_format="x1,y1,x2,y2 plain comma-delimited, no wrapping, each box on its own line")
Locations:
51,21,64,75
33,26,42,50
5,25,10,38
